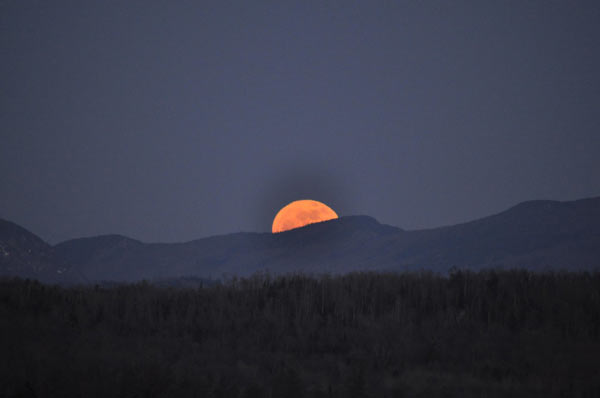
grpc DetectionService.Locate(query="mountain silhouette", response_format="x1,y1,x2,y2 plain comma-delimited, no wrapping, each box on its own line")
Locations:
2,197,600,282
0,219,67,281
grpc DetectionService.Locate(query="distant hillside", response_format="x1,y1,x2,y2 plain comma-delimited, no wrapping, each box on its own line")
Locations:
50,197,600,282
3,197,599,282
397,197,600,270
0,219,68,282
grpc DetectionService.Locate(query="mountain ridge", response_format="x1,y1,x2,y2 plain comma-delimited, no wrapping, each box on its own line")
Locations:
0,218,67,281
2,197,600,282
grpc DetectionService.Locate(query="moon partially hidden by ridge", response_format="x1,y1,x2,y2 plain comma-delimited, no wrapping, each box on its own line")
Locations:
272,200,338,233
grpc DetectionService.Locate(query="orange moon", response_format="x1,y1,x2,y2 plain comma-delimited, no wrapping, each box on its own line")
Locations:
272,200,338,233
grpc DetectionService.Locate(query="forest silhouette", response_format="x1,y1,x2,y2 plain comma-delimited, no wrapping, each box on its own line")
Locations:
1,270,599,397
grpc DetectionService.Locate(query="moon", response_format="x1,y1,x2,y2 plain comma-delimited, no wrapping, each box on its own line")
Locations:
272,199,338,233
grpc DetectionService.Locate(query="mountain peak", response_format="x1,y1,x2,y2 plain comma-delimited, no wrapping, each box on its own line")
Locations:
505,196,600,213
57,234,142,247
0,218,67,281
274,214,400,237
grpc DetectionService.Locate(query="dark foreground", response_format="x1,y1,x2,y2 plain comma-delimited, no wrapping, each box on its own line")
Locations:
1,271,599,397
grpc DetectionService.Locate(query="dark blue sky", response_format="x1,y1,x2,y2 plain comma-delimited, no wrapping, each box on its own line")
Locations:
2,1,599,244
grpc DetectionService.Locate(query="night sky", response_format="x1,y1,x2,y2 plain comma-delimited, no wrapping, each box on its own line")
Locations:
1,1,599,244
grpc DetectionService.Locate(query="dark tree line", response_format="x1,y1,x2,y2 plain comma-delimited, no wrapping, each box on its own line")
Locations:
1,270,600,397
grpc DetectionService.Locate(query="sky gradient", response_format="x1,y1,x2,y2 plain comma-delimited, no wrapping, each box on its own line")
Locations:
2,1,599,244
